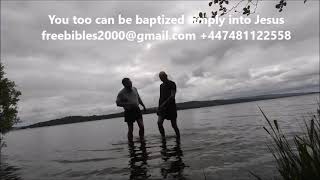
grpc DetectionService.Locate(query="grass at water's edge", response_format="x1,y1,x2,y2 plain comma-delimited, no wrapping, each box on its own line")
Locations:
252,104,320,180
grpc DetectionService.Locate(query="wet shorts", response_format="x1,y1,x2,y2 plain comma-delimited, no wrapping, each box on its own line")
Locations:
124,106,142,123
157,106,177,120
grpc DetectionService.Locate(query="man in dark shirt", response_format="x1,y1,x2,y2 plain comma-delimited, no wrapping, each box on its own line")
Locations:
157,71,180,139
116,78,146,143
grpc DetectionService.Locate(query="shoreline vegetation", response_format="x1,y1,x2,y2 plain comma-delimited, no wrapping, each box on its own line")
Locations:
250,104,320,179
16,92,319,129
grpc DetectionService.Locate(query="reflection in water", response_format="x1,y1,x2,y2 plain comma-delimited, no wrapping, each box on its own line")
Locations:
160,138,187,180
3,95,319,180
128,141,150,180
0,161,22,180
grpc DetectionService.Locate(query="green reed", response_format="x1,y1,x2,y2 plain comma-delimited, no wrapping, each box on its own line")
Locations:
257,104,320,180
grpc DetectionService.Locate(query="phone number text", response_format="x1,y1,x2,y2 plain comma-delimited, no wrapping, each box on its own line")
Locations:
200,31,292,41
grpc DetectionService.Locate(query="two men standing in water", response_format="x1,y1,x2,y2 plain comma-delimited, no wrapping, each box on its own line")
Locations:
116,71,180,143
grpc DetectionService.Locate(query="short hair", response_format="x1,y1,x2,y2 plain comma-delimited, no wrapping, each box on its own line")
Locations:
159,71,167,78
122,77,130,85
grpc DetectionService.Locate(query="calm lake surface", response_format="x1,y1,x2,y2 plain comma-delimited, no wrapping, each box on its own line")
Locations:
1,94,319,180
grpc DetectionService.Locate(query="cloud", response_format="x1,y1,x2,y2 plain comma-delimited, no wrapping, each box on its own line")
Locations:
1,1,319,125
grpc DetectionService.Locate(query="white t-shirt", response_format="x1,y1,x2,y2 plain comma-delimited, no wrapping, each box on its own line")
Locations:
116,87,140,107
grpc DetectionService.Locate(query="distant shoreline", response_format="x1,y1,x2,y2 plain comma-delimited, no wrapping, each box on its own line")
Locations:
17,92,319,130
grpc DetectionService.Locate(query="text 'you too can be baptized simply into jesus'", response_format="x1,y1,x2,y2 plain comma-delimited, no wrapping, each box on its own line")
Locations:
48,14,285,28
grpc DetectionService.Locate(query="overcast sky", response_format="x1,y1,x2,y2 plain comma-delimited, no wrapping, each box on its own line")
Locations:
1,1,319,125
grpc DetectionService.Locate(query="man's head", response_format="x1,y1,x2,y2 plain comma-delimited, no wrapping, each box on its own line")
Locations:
159,71,168,82
122,78,132,89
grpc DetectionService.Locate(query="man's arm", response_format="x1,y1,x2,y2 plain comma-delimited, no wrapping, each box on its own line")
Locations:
137,90,146,111
116,95,125,107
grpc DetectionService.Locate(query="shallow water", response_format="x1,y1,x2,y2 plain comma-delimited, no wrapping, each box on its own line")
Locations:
1,94,319,180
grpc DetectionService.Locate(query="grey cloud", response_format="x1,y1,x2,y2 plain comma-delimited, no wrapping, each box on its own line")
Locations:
1,1,319,125
192,67,205,77
176,73,192,88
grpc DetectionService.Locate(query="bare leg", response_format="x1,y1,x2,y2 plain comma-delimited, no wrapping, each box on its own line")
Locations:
136,118,145,141
127,122,134,143
157,116,166,138
170,119,180,139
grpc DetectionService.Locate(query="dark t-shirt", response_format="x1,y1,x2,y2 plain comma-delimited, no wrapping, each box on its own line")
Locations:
159,80,176,108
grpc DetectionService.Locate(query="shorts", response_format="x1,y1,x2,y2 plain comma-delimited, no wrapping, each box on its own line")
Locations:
124,106,142,123
157,105,177,120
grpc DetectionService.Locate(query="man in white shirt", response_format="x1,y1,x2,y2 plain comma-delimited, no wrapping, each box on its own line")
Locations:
116,78,146,143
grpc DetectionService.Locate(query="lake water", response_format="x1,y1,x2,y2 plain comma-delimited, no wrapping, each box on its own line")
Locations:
1,94,319,180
